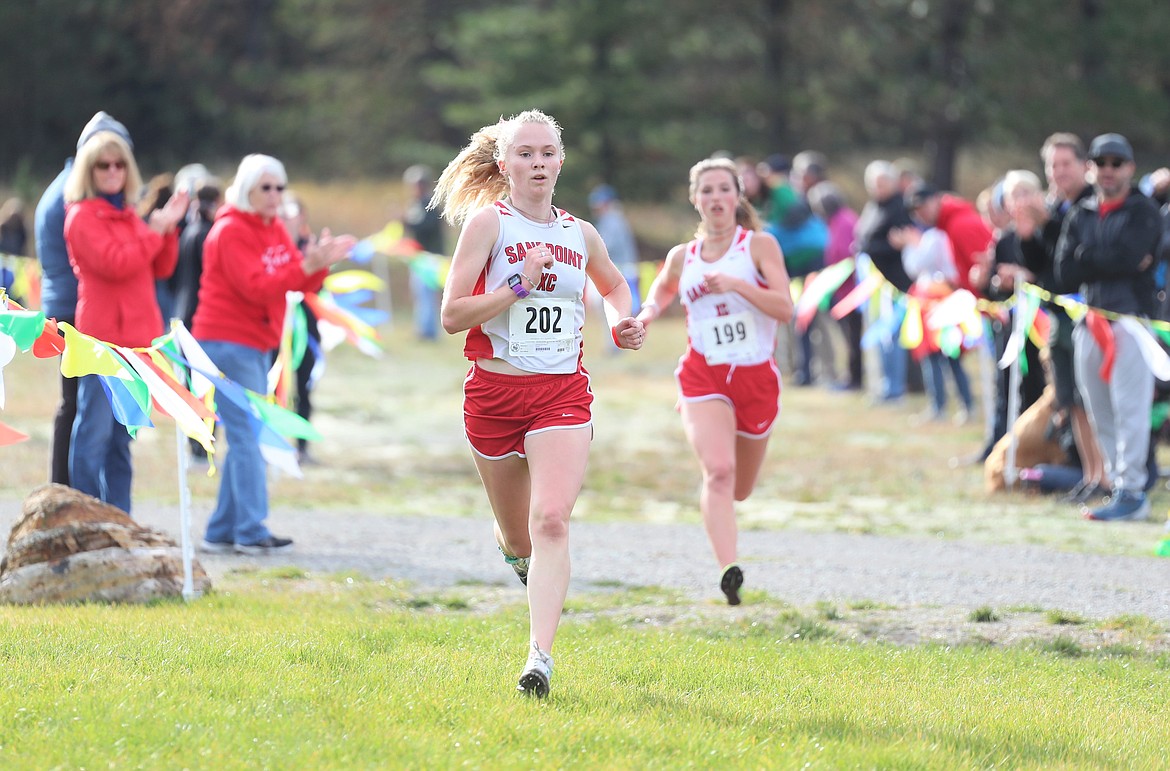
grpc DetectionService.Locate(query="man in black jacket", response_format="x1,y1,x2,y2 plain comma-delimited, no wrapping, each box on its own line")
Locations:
855,160,914,402
1054,133,1161,521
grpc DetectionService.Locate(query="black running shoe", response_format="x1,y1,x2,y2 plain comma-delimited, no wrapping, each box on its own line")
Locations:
234,535,294,555
720,564,743,606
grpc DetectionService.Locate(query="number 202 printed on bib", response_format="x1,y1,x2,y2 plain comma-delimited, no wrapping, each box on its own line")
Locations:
508,298,575,355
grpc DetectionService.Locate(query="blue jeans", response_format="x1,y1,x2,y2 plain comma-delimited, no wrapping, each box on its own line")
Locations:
200,340,273,545
878,337,906,399
409,271,439,341
923,352,973,415
70,374,134,513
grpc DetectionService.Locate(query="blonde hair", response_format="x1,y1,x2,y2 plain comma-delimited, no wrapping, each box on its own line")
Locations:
64,131,143,205
1001,169,1042,199
688,156,762,237
430,109,564,227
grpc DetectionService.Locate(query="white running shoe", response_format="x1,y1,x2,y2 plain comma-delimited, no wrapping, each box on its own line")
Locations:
516,641,553,698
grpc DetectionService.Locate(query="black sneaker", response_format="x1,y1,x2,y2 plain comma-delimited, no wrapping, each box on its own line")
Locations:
235,535,294,555
720,564,743,606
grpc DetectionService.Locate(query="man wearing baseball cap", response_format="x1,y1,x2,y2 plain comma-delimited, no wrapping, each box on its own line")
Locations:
1054,132,1162,521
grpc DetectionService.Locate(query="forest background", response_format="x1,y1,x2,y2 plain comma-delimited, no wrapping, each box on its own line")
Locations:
1,0,1169,246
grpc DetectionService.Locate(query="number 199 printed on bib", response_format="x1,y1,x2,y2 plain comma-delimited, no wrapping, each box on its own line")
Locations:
508,298,576,355
697,311,758,365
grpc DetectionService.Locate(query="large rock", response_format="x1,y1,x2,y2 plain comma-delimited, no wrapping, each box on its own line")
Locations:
0,484,211,603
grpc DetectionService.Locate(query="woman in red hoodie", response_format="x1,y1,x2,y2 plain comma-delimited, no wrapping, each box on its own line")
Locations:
192,154,353,554
64,130,187,513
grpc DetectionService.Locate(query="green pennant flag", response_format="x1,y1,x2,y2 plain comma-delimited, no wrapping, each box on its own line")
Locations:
0,309,46,352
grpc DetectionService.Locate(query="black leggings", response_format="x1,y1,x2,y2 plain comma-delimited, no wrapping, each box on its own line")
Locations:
51,367,79,485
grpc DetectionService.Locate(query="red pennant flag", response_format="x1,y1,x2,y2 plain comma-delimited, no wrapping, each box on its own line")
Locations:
0,420,30,446
32,317,66,357
1084,310,1115,382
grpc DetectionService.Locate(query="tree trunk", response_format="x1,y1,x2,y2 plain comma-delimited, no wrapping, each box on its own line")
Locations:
925,0,970,192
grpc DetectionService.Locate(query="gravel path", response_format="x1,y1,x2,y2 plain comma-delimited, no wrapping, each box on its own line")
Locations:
5,498,1164,623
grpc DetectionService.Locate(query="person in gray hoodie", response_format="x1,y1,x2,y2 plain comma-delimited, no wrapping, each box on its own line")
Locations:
34,111,133,485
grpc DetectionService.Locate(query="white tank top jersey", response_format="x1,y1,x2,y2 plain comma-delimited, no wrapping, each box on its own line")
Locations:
679,226,779,366
463,200,590,374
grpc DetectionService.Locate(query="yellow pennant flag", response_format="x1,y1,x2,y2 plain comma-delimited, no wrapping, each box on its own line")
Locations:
59,322,128,378
899,296,924,349
324,269,386,295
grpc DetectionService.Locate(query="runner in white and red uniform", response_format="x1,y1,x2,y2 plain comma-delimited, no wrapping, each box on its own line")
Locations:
676,225,783,437
462,198,593,459
432,109,644,699
637,157,793,606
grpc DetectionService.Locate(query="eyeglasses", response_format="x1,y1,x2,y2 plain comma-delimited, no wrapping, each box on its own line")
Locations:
94,160,127,171
1092,157,1127,169
258,184,286,193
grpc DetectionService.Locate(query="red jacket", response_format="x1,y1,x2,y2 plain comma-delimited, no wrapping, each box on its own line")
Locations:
936,195,993,295
191,205,328,351
64,198,178,347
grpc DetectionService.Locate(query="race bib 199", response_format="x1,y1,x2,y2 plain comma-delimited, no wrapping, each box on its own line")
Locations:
697,311,757,365
508,298,576,355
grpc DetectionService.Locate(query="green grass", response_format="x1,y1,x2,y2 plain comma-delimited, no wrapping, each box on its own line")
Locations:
1,575,1167,770
5,295,1170,767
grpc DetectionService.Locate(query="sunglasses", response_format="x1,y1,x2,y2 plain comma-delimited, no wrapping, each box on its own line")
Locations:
258,184,286,193
1092,157,1127,169
94,160,127,171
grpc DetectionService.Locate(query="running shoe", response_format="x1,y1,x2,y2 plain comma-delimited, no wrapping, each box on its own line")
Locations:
720,563,744,606
500,548,529,586
516,640,553,698
234,535,294,555
1083,490,1149,522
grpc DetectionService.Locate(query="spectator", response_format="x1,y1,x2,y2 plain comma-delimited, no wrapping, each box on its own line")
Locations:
808,180,863,390
789,151,834,387
855,160,915,403
0,198,28,304
588,183,641,328
173,177,222,331
1055,133,1161,521
280,190,324,465
971,177,1045,458
736,156,767,211
890,214,975,425
64,129,187,512
174,177,223,464
35,111,133,486
194,154,354,554
138,173,177,322
905,183,994,295
402,164,445,341
1017,133,1107,504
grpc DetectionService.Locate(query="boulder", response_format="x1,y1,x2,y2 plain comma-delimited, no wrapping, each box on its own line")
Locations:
0,484,211,604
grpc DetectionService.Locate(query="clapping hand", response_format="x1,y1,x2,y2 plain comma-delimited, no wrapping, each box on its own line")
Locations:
149,191,189,235
302,228,358,273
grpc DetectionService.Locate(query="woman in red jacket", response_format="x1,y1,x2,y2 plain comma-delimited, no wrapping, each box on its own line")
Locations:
63,130,188,513
192,154,353,554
